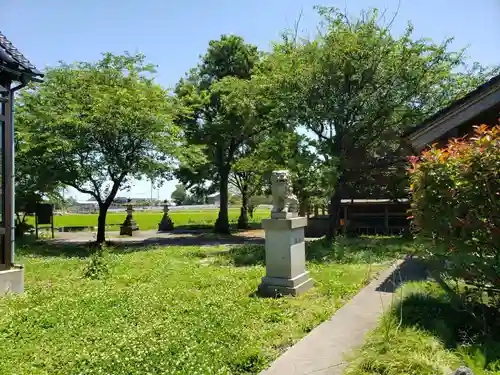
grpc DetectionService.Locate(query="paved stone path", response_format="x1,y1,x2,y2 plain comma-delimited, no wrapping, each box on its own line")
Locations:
48,229,318,248
48,229,266,247
261,257,428,375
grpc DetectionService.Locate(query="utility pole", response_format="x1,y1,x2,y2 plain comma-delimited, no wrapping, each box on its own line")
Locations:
62,187,65,215
150,179,153,208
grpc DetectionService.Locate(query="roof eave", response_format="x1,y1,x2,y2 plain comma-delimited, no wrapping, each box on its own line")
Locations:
0,31,43,81
0,64,43,83
404,75,500,151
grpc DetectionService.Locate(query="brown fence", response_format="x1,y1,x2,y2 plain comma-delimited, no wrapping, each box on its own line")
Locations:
305,199,410,237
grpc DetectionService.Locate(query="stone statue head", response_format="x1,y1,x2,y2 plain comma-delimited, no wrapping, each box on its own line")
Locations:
271,170,291,187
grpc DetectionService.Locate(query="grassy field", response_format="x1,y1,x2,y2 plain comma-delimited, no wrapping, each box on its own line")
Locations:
0,237,408,374
28,207,271,230
345,281,500,375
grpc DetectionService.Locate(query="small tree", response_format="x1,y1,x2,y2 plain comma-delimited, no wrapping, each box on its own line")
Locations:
14,128,62,237
175,35,278,234
230,154,268,229
171,184,188,205
410,124,500,298
16,53,183,243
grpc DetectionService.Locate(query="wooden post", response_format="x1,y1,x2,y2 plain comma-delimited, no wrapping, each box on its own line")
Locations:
3,87,13,266
342,206,348,234
35,214,39,240
384,204,389,235
51,214,55,239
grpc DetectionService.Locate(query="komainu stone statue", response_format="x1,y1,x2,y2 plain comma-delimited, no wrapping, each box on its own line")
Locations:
271,170,299,216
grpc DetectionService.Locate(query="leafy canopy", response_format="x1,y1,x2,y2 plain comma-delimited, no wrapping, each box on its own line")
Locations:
16,52,182,207
175,35,278,232
267,6,500,176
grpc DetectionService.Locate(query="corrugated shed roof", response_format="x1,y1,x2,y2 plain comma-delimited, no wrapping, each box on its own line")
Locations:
0,30,42,77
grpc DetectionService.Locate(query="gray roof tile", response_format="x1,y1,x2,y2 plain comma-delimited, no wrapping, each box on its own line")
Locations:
0,30,42,77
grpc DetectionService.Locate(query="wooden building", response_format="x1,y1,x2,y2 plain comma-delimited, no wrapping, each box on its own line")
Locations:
305,199,410,237
405,73,500,151
306,74,500,238
0,31,43,294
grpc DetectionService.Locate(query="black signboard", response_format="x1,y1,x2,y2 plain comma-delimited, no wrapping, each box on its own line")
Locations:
35,203,55,239
35,204,53,225
24,202,37,215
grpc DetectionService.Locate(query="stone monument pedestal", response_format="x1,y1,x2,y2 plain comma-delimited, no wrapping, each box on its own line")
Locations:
258,214,313,297
0,267,24,295
120,205,139,236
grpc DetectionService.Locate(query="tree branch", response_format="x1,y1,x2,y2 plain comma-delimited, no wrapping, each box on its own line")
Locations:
65,182,100,203
105,172,127,206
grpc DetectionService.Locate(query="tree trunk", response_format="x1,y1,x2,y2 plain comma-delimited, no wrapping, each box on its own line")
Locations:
237,186,249,230
326,174,344,245
299,197,308,217
248,204,254,219
96,203,110,244
214,170,230,234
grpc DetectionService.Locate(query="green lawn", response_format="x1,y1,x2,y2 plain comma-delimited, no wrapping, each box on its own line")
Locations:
345,281,500,375
0,238,407,375
28,207,271,230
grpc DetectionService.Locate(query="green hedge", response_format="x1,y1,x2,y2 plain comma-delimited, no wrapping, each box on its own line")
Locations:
409,124,500,293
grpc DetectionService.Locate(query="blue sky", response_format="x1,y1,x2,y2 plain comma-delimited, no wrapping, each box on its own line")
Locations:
4,0,500,201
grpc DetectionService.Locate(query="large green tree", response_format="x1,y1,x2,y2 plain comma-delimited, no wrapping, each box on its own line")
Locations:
16,53,183,243
264,7,500,242
170,184,188,205
175,35,272,233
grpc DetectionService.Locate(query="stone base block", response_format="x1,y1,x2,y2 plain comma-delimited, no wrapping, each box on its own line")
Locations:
271,211,298,220
258,271,313,297
0,267,24,295
158,216,174,232
120,225,139,236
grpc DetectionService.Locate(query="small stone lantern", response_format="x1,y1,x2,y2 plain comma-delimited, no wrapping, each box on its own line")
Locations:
120,204,139,236
158,203,174,232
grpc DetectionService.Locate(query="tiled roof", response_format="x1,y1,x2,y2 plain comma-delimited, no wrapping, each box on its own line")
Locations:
0,30,42,77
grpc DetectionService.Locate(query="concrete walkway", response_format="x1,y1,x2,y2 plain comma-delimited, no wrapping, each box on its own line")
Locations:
261,258,428,375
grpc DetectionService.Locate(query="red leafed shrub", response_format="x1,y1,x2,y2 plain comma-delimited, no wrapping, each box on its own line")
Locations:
409,124,500,292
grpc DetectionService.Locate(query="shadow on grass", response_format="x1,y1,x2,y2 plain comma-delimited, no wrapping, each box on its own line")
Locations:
376,257,429,293
16,236,92,258
306,236,414,264
203,236,414,267
18,233,411,264
393,285,500,371
159,222,262,233
212,244,266,267
17,230,265,259
111,232,264,253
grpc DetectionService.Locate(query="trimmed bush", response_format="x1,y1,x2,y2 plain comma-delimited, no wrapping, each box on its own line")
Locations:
409,124,500,293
